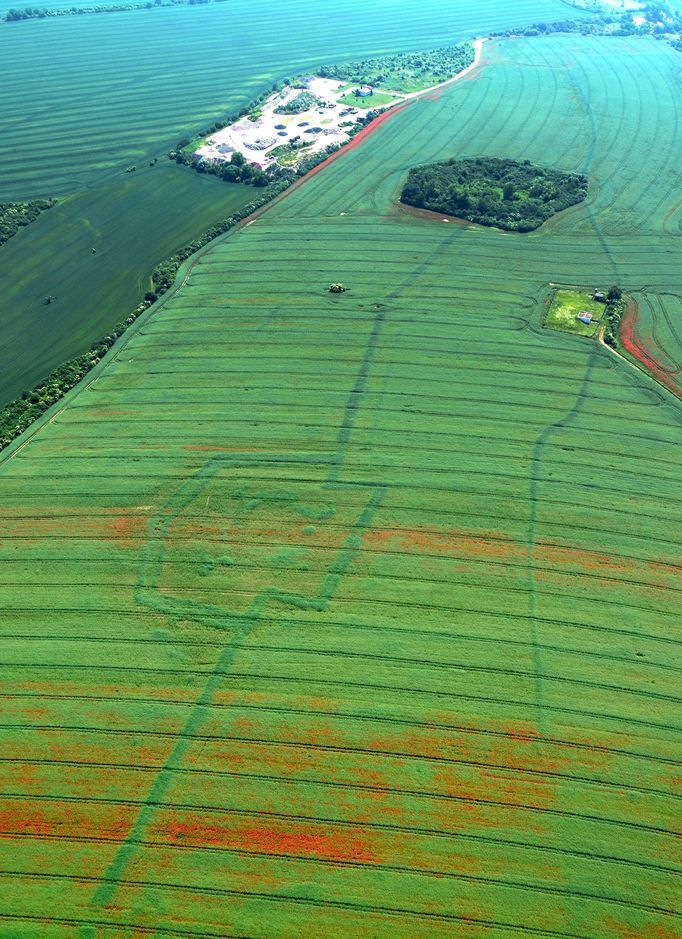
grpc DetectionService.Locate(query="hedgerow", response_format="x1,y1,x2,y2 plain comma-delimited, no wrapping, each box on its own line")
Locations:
602,297,626,347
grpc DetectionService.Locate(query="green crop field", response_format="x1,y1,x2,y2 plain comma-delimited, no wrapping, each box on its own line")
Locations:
0,29,681,939
0,0,585,412
622,291,682,396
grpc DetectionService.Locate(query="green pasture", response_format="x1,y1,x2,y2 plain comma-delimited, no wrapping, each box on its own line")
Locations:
0,162,254,404
544,288,604,337
0,31,680,939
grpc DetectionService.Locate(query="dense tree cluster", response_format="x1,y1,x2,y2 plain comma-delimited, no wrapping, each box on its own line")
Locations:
318,43,474,93
170,135,275,185
0,199,56,246
401,157,587,232
196,150,273,186
274,91,322,115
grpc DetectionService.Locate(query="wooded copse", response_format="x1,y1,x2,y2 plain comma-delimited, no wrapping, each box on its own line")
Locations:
401,157,588,231
0,199,56,247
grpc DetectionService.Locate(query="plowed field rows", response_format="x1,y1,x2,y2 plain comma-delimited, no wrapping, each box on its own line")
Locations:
0,33,680,938
0,0,575,198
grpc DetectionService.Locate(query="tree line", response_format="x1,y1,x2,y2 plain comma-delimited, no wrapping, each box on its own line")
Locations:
318,42,474,93
0,199,56,246
4,0,221,20
602,294,626,348
489,2,682,54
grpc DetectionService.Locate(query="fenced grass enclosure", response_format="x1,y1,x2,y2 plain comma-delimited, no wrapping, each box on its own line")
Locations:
0,26,681,939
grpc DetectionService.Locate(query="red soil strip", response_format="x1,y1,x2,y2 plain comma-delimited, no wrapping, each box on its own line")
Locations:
275,105,410,199
170,520,352,553
9,680,200,704
217,105,410,237
0,807,55,837
317,107,407,167
364,526,682,581
164,815,381,864
365,526,518,561
601,919,677,939
87,408,133,418
0,731,171,768
227,296,303,305
0,802,135,840
0,506,147,544
619,302,682,397
108,514,147,543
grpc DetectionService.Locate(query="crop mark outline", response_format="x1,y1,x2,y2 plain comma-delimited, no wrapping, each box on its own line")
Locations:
136,453,385,628
86,175,465,919
89,457,386,914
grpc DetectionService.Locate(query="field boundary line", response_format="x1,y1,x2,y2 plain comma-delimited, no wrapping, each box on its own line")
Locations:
3,860,680,919
5,722,679,797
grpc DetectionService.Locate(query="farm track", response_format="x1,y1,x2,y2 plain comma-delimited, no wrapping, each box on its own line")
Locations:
0,31,681,938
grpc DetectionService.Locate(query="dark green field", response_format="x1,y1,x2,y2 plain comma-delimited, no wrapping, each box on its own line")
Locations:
0,31,679,937
0,0,578,198
0,163,254,403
